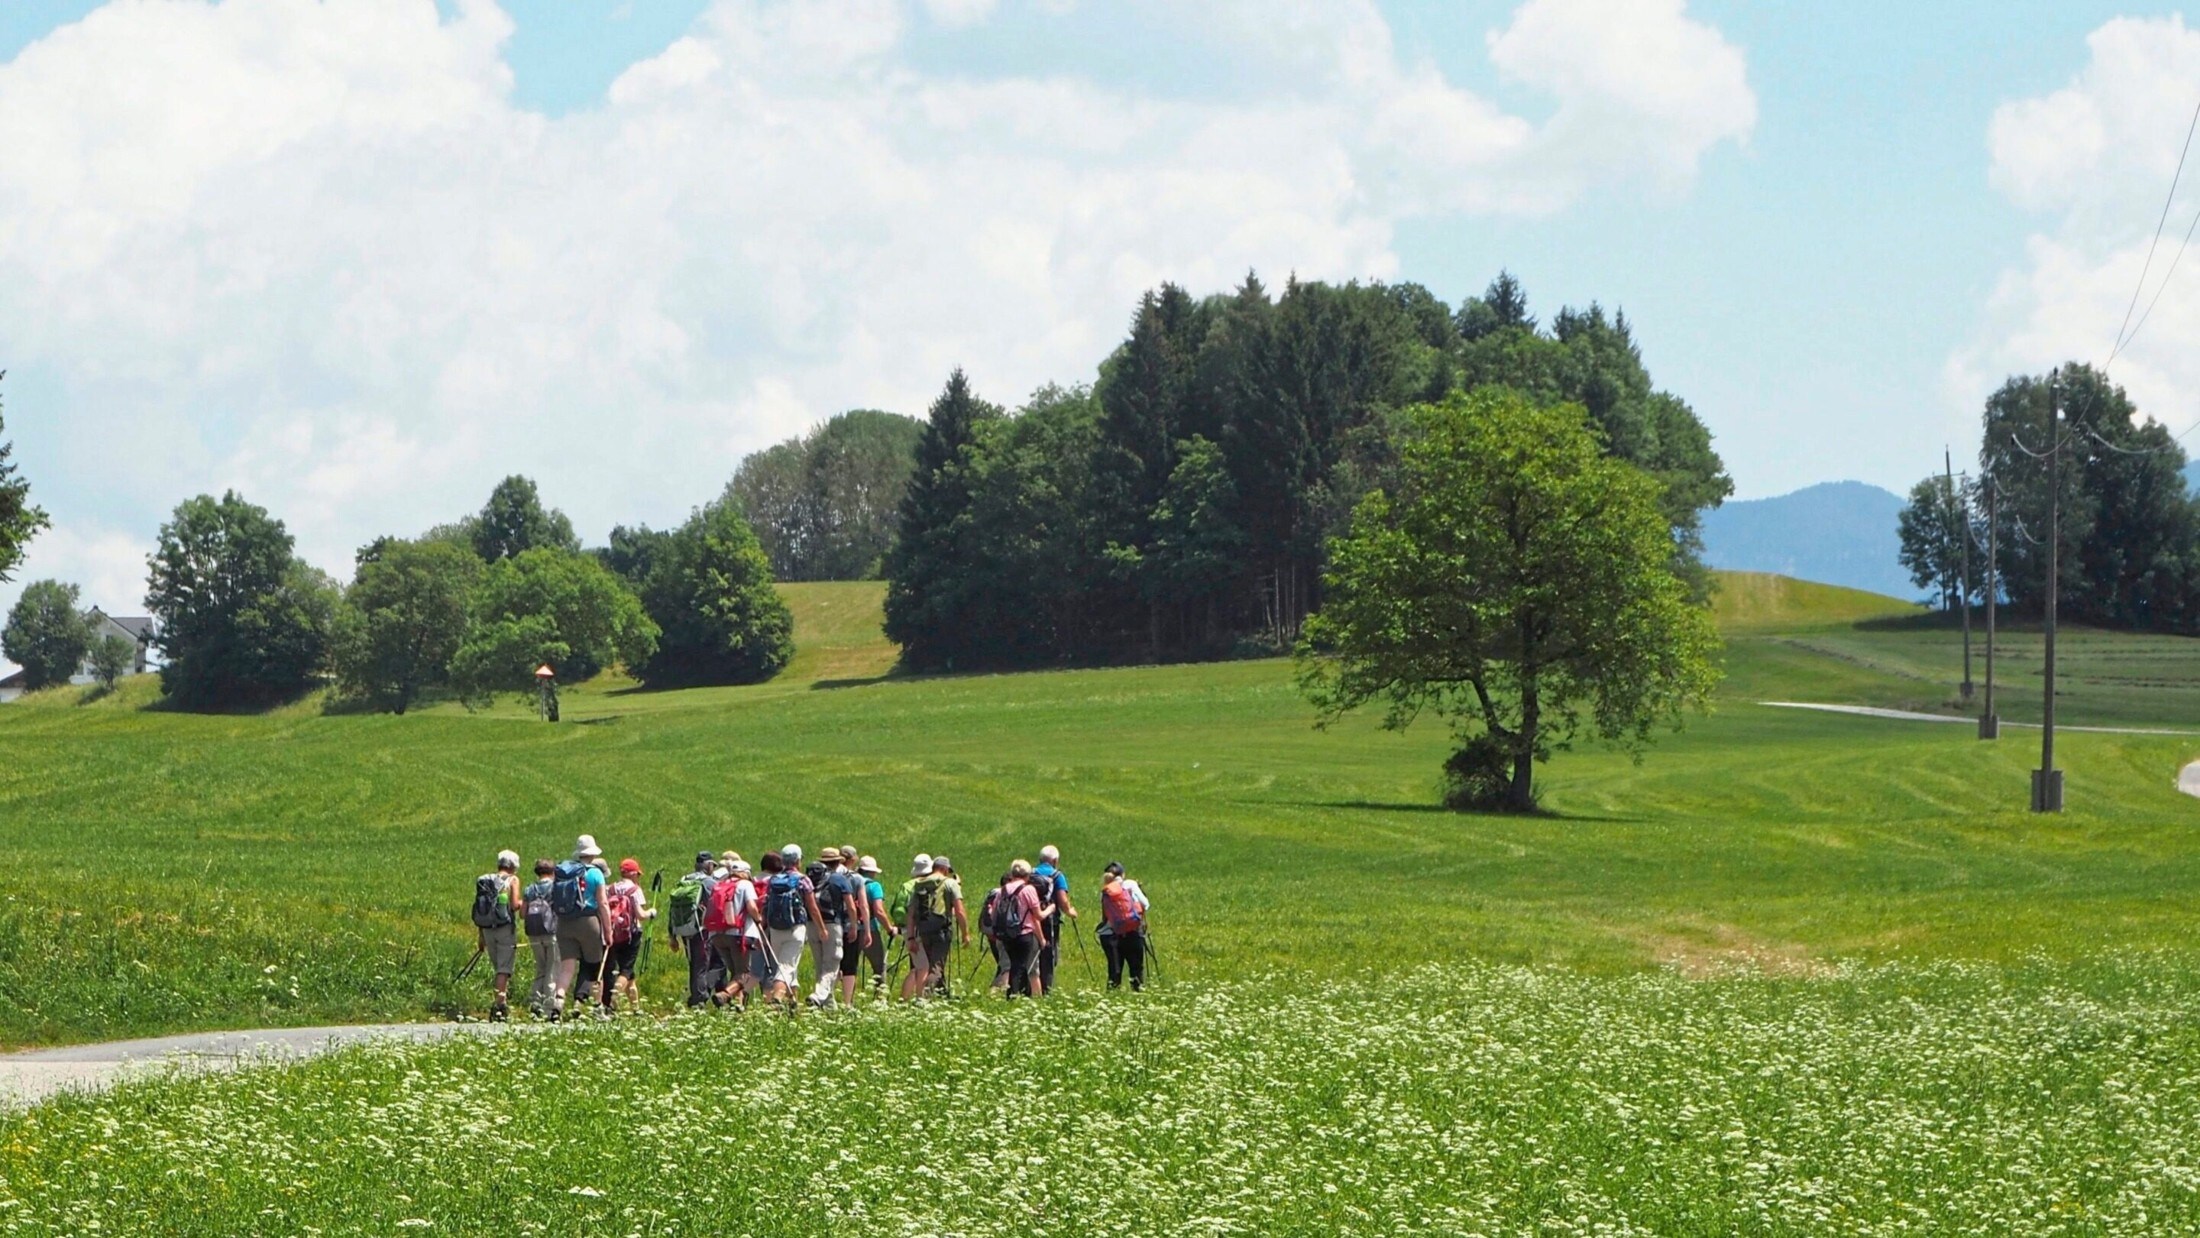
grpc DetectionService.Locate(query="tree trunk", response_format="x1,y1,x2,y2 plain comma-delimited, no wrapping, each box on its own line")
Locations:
1509,661,1539,812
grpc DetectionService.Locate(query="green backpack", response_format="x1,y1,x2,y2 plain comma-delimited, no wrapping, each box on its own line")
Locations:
667,872,709,939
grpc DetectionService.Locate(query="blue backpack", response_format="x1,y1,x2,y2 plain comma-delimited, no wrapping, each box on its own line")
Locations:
764,871,808,930
551,860,595,918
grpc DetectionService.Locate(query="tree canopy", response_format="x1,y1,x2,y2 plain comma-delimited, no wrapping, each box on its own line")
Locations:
729,409,922,581
1298,388,1720,812
331,539,483,714
2,579,93,691
146,492,338,710
632,499,793,688
1896,473,1977,612
0,374,48,585
471,476,579,564
1972,364,2195,629
450,547,658,698
882,271,1730,671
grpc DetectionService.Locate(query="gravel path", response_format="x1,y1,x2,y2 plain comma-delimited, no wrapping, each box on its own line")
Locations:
0,1022,513,1108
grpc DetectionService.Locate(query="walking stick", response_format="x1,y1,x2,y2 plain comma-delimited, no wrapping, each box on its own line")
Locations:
454,946,485,982
1141,930,1164,984
1072,917,1094,982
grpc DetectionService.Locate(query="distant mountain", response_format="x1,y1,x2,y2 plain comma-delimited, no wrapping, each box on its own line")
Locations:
1700,481,1914,600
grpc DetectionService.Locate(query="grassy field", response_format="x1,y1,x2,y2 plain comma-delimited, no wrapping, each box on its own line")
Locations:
3,571,2200,1232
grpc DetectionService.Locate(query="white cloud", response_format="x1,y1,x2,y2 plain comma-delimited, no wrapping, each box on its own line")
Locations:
1951,16,2200,438
0,0,1753,602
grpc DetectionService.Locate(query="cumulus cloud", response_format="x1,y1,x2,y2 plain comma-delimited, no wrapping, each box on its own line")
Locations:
0,0,1753,655
1950,16,2200,439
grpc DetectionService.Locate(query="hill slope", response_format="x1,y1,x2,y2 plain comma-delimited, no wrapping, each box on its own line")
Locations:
1701,480,1912,599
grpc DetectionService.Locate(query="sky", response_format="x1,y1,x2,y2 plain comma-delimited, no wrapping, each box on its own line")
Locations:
1,0,2198,631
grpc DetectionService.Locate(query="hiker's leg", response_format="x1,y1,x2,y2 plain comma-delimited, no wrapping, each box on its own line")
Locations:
808,931,840,1005
1101,933,1124,989
1124,932,1145,990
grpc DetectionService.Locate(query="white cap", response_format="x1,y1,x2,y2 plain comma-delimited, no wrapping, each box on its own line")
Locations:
495,850,520,871
911,853,934,876
575,834,603,859
780,843,803,865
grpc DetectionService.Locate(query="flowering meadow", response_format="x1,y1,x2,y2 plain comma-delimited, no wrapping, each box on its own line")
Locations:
4,959,2198,1235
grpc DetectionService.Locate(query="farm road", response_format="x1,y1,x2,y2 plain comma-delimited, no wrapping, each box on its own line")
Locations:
0,1022,511,1108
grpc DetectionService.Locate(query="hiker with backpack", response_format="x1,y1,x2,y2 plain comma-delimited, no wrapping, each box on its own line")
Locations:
601,858,655,1014
667,852,717,1007
521,857,562,1017
988,859,1050,999
760,847,824,1007
1095,862,1150,991
856,855,892,994
470,851,525,1022
979,877,1012,994
1031,845,1077,995
704,857,760,1008
552,835,611,1020
899,854,965,1000
806,847,870,1008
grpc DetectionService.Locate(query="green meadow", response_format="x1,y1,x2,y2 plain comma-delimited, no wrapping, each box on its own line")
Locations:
3,571,2200,1232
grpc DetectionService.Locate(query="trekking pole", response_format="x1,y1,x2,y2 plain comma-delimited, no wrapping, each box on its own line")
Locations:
1142,930,1164,984
453,946,485,982
1072,918,1094,982
639,871,662,977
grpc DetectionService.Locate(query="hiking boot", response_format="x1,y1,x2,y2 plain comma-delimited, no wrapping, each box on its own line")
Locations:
489,1002,508,1023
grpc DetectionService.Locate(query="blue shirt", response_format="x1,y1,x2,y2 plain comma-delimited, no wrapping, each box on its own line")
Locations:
1034,863,1067,918
580,864,606,913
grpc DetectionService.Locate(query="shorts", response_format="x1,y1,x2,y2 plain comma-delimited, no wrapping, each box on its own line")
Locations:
605,935,641,980
764,925,807,988
480,924,518,977
555,915,606,968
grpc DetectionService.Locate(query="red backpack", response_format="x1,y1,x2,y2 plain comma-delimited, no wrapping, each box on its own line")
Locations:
1102,883,1144,935
605,883,640,945
703,878,746,935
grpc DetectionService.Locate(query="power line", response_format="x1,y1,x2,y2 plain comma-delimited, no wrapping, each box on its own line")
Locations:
2111,97,2200,359
2108,194,2200,368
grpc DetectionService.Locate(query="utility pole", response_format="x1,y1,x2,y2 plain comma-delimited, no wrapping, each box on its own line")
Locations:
1979,474,1999,740
2031,370,2063,812
1947,448,1974,702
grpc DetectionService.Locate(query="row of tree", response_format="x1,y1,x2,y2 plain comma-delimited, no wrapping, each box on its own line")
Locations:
1898,363,2196,629
125,476,790,713
727,409,923,582
883,272,1731,670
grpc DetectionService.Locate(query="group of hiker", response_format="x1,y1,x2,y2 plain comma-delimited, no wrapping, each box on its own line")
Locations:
469,835,1152,1021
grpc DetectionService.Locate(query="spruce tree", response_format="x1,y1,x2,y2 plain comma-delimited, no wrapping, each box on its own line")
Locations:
883,368,1000,669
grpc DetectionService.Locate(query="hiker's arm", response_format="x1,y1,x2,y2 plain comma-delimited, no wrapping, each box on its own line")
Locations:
1059,888,1077,920
954,899,970,945
804,890,824,927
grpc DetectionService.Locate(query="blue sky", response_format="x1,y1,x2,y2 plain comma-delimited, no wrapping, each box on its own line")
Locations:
0,0,2193,625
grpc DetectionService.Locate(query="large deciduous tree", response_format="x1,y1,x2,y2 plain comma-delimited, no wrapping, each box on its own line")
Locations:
146,492,338,709
1896,473,1974,611
1975,364,2194,628
450,548,657,698
633,500,793,687
0,374,48,584
2,579,93,691
1298,389,1721,812
470,476,579,564
331,539,483,713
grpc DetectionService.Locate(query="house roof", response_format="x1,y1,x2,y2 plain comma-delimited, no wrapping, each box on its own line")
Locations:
0,670,24,690
85,610,154,642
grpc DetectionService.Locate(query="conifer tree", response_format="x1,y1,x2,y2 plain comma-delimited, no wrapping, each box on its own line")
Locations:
883,369,1001,669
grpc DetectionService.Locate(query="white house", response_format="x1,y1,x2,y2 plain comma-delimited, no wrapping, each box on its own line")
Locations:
0,609,155,702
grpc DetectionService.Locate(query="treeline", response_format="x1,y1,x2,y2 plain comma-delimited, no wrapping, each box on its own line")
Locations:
884,272,1731,670
1899,363,2197,629
727,410,923,582
136,477,790,713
